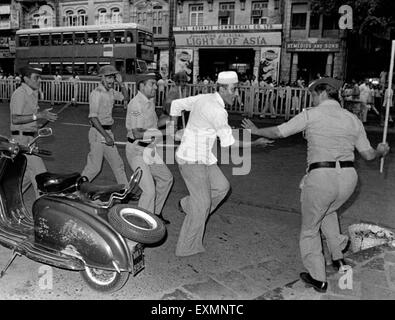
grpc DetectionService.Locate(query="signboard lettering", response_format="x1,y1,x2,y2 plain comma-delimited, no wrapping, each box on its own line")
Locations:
173,24,282,32
286,42,340,52
175,32,281,47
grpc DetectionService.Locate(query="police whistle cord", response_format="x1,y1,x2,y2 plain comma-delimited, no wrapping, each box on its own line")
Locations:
40,101,73,128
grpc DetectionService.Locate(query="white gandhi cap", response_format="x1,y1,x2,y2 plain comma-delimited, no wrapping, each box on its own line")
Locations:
217,71,239,84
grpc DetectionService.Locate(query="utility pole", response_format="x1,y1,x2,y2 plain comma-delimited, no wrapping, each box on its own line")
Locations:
168,0,176,79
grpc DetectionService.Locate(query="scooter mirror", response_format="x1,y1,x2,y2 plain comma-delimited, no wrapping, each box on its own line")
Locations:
28,128,53,148
38,127,53,137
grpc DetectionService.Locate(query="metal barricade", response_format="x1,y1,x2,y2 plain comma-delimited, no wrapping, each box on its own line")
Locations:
0,78,311,119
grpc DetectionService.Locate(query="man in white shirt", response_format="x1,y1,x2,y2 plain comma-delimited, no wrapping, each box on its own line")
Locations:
170,71,271,257
359,79,370,123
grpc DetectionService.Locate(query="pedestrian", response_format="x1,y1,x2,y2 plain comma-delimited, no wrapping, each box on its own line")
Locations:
14,74,22,88
69,72,80,106
359,78,370,123
169,71,272,257
163,71,189,128
10,64,58,198
381,83,394,126
261,78,276,118
81,65,129,187
241,77,390,293
125,72,173,224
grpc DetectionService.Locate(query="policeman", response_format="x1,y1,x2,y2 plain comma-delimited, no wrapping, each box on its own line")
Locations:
10,64,58,198
125,73,173,224
81,65,129,187
242,77,390,293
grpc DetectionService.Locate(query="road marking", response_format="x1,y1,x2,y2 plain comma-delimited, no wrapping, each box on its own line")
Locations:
113,116,126,120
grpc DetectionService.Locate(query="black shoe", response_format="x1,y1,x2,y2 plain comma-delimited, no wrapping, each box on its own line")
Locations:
300,272,328,293
332,259,348,271
157,214,170,225
178,200,186,215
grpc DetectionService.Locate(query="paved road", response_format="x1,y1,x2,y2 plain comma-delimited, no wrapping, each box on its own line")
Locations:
0,102,394,300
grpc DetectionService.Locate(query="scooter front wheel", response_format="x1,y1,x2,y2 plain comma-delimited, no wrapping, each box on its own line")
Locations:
108,204,166,244
81,267,129,293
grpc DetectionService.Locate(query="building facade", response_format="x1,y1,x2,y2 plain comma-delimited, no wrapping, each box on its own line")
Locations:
280,0,347,85
1,0,171,74
173,0,282,83
0,0,21,75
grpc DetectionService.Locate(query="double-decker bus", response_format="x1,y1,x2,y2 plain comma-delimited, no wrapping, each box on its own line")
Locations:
15,23,154,81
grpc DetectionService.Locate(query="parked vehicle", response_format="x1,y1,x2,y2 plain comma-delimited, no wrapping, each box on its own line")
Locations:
0,128,166,293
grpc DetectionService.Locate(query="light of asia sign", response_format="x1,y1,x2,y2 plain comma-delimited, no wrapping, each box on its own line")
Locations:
175,32,281,47
286,42,340,52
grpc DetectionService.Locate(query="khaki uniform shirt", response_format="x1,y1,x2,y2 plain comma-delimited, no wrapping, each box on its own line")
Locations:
126,91,158,139
10,83,39,132
88,83,124,125
277,99,372,165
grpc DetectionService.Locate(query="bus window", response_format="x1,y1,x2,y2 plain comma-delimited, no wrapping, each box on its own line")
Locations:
99,32,111,44
126,59,135,74
125,31,133,43
30,35,39,46
40,34,50,46
51,33,61,46
41,63,50,74
75,33,85,45
115,60,124,73
87,63,98,75
50,63,61,75
19,36,29,47
62,33,73,45
62,62,73,75
114,31,125,43
136,59,148,74
73,63,85,75
138,32,145,44
146,34,153,46
98,62,111,71
87,31,98,44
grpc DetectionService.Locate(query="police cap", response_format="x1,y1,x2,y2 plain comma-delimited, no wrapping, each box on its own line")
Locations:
19,64,42,77
308,77,343,92
99,65,119,76
136,72,157,87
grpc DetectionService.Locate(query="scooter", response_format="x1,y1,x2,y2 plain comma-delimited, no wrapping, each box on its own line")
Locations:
0,128,166,293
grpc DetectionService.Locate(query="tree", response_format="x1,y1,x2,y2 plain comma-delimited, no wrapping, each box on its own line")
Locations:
310,0,395,39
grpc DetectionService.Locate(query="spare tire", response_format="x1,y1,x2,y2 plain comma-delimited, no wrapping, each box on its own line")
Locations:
108,204,166,244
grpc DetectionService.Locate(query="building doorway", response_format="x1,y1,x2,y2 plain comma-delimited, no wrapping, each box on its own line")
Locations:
297,53,328,84
199,48,255,82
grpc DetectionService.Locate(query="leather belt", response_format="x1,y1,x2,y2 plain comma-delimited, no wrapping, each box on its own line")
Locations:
11,131,36,137
92,125,112,130
127,137,151,147
308,161,354,172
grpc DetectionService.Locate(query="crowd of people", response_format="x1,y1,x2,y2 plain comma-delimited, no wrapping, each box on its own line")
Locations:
341,77,394,126
8,65,390,295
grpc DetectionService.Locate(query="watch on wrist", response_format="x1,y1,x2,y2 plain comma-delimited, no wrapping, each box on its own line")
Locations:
32,114,37,121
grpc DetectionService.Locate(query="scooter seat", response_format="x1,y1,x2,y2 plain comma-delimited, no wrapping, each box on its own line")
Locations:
79,182,126,201
36,172,82,193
